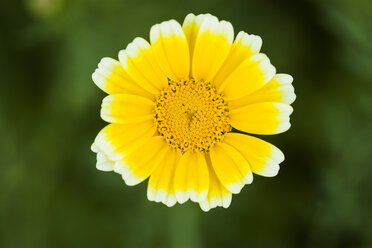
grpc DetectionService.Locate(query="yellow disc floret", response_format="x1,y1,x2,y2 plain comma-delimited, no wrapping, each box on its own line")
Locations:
154,79,231,153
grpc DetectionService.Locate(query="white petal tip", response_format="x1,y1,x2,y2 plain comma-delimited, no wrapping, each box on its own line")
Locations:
96,162,114,172
91,142,99,152
276,74,294,84
175,191,189,204
226,182,243,194
148,188,177,207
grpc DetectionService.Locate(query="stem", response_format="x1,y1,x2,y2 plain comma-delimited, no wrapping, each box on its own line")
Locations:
169,204,202,248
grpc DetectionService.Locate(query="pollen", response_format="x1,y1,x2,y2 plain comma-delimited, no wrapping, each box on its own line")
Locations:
154,79,231,153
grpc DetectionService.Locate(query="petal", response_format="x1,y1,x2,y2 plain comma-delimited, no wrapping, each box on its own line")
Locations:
92,120,156,161
174,151,209,203
199,153,232,212
92,57,153,99
218,53,276,100
191,15,234,82
119,38,168,95
209,143,253,194
223,133,284,177
150,20,190,81
229,74,296,109
95,151,115,172
114,136,169,186
213,31,262,88
100,94,154,124
147,148,181,207
182,13,212,70
230,102,293,135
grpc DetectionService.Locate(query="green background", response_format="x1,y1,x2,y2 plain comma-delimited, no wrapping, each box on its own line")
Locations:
1,0,372,247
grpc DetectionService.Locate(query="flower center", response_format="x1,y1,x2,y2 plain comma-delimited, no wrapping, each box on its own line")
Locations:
154,78,231,153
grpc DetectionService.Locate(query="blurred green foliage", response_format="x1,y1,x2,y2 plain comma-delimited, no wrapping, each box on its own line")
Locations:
1,0,372,247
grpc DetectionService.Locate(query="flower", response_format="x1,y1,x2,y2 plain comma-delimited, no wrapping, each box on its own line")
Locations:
91,13,295,211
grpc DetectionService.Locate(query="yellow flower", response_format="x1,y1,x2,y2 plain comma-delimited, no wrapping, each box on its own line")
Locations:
91,13,295,211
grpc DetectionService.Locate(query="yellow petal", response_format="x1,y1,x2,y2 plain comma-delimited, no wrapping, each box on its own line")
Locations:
174,151,209,203
150,20,190,81
92,57,153,99
209,143,253,194
191,15,234,82
100,94,154,124
229,74,295,109
199,153,232,212
92,120,156,161
224,133,284,177
218,53,276,100
182,13,212,72
230,102,293,135
114,136,169,186
118,37,168,95
147,148,181,207
213,31,262,88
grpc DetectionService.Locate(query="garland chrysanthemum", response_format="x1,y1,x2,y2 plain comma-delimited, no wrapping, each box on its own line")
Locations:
91,13,295,211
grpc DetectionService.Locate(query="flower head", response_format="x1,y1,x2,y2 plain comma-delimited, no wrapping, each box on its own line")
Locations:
91,13,295,211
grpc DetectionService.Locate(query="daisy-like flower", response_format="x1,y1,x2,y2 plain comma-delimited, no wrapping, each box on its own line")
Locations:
91,13,295,211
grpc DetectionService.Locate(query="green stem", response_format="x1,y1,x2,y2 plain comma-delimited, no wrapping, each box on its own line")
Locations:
169,204,202,248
